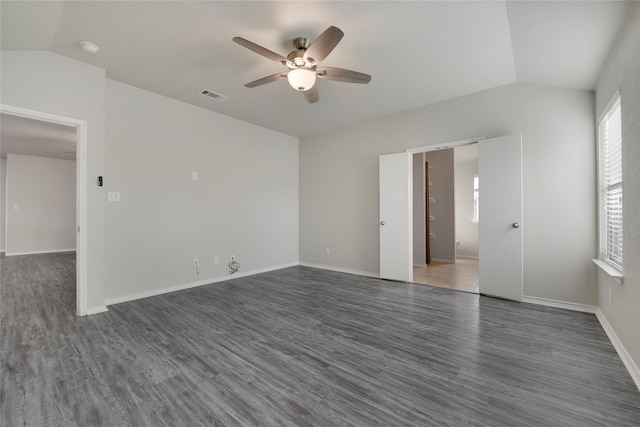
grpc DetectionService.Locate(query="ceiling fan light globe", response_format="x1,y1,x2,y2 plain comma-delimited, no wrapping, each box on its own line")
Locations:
287,69,316,91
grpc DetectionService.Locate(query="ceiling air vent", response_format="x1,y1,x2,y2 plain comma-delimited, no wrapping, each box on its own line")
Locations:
199,89,228,102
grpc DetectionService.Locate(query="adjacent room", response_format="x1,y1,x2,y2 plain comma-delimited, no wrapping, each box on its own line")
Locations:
2,1,639,426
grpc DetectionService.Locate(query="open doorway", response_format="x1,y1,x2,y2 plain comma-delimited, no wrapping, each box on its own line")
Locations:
412,144,479,293
0,106,88,315
380,135,522,301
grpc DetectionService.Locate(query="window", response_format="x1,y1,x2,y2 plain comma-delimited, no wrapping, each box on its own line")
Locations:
472,175,479,223
598,94,623,271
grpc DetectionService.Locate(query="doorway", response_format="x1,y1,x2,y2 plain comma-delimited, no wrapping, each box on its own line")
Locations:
379,135,523,301
0,105,88,315
412,144,479,293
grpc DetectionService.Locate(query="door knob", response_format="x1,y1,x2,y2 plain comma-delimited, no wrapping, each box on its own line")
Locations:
512,222,520,228
380,221,385,226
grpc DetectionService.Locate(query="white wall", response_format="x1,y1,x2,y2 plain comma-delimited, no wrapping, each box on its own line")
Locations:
5,154,75,255
300,82,596,305
594,4,640,378
1,159,6,252
425,149,455,263
0,51,299,312
454,145,479,259
412,153,426,266
104,80,299,303
0,51,106,310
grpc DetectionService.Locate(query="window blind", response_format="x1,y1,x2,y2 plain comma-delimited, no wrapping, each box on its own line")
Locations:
599,96,623,270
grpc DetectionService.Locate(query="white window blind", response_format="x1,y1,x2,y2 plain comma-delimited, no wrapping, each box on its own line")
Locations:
598,95,623,270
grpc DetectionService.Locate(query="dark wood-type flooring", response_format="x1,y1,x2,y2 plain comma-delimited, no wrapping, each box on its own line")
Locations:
2,252,640,426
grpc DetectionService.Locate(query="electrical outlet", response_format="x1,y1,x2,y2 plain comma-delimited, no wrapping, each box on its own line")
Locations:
193,259,199,267
213,256,219,265
325,248,331,255
609,288,613,304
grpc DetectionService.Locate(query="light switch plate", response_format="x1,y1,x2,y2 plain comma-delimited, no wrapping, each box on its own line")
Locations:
192,171,198,181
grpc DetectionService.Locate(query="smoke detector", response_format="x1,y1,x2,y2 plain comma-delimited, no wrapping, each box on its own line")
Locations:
80,41,99,54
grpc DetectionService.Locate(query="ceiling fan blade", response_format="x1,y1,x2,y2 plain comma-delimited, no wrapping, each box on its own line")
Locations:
303,26,344,64
317,67,371,84
233,37,288,64
244,73,287,88
303,85,319,103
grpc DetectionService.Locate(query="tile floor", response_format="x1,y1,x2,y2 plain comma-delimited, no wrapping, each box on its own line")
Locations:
413,258,479,293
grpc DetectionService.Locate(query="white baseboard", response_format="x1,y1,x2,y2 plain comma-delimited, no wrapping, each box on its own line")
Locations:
85,305,109,316
595,308,640,392
413,263,427,268
456,255,479,260
522,295,596,313
299,262,379,279
522,296,639,391
5,248,76,256
105,262,299,307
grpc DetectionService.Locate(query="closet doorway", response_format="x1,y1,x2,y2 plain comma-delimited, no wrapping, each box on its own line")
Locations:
412,144,479,293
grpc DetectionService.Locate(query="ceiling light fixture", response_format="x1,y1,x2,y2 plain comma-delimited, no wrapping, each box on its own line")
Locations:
287,69,316,92
80,41,99,54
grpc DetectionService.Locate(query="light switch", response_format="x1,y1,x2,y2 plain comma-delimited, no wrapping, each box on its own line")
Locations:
191,171,198,181
107,191,120,202
13,204,19,210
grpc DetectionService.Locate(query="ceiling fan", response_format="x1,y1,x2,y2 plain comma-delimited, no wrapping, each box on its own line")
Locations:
233,26,371,104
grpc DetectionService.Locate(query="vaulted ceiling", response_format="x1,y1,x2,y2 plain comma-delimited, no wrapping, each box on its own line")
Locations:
1,1,635,138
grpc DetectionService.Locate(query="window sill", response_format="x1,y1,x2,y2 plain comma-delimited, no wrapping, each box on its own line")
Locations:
592,259,624,284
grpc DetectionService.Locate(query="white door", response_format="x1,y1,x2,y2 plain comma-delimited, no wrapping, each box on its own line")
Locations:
379,152,413,282
478,134,523,301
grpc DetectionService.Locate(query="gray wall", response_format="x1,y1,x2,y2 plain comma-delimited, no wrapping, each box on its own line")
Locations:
5,154,75,255
299,82,597,305
104,80,299,303
594,4,640,378
424,149,455,263
454,145,479,259
1,51,107,311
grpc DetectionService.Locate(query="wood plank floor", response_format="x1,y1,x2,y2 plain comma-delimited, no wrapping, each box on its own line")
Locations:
2,253,640,426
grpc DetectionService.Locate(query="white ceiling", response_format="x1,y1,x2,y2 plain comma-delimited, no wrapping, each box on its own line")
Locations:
1,113,77,160
0,1,635,139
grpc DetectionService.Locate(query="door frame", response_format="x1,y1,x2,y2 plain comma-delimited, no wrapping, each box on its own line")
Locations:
407,136,483,270
1,103,88,316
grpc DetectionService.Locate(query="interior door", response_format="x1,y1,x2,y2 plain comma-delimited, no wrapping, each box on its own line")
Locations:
379,152,413,282
478,134,523,301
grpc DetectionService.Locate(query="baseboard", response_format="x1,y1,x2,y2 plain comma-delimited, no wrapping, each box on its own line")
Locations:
105,262,299,307
413,263,427,268
595,308,640,392
5,248,76,256
522,295,596,313
456,255,479,260
298,262,379,279
85,305,109,316
431,258,455,263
